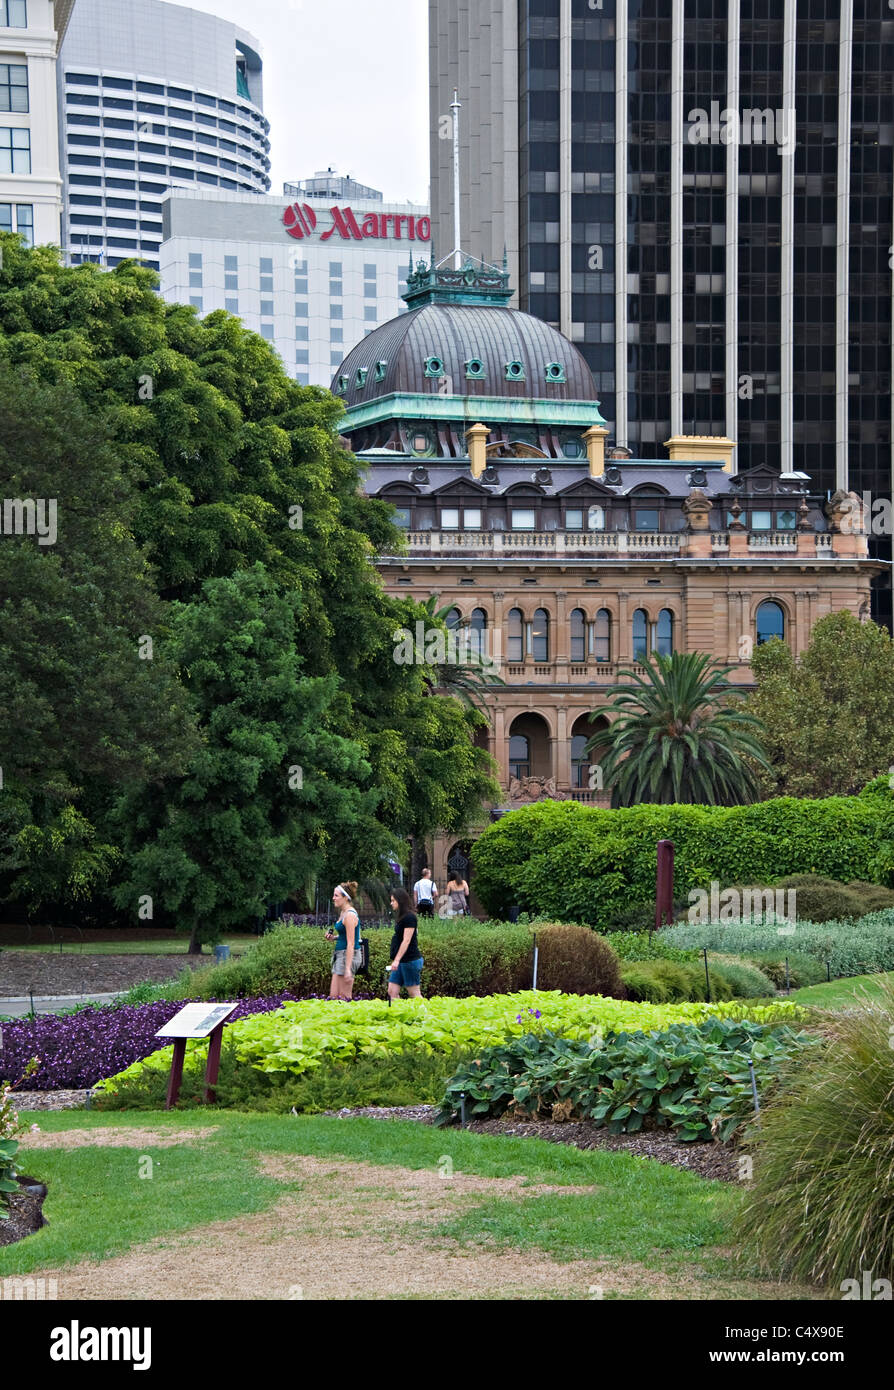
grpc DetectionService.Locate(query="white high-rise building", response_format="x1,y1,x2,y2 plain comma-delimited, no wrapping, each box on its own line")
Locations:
0,0,73,247
57,0,270,270
159,182,432,387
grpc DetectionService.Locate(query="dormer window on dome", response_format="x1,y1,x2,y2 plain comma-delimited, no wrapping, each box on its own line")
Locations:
505,360,526,382
465,357,486,380
545,362,567,384
355,368,368,389
375,360,388,383
424,355,445,378
336,375,349,395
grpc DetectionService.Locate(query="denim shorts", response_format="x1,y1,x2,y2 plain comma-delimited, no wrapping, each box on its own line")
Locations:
332,947,362,976
389,956,424,988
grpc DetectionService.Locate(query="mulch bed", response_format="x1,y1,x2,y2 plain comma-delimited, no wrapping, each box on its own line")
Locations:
327,1105,739,1182
0,1184,47,1247
0,952,204,997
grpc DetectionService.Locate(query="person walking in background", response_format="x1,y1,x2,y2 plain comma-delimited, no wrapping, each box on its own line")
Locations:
387,887,424,999
444,872,470,917
413,868,437,918
326,881,362,1000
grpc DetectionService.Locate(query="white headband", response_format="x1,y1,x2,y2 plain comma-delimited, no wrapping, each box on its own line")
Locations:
336,884,352,901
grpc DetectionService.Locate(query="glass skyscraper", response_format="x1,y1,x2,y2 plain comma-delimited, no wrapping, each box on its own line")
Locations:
429,0,893,619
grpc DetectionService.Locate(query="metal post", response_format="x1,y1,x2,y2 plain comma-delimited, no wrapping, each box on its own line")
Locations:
532,933,539,991
748,1059,761,1116
827,958,831,983
451,90,462,269
702,947,711,1002
655,839,675,930
785,956,790,994
460,1092,466,1129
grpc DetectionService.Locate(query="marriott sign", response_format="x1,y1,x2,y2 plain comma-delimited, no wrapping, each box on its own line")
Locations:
283,202,431,244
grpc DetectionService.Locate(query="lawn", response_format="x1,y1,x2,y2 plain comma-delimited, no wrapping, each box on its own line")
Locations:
783,971,894,1009
0,1109,818,1300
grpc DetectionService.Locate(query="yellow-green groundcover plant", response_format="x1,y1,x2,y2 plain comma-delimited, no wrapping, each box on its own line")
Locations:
95,992,806,1092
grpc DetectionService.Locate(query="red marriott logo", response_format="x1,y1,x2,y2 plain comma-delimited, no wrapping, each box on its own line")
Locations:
283,203,431,243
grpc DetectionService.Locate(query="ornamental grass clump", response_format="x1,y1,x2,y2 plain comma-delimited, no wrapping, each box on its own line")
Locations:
533,923,625,996
736,975,894,1289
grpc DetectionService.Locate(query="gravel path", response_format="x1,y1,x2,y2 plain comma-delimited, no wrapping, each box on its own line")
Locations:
0,952,202,996
10,1090,90,1111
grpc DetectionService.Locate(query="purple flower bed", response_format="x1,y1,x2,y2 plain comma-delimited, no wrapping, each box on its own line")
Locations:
0,993,368,1091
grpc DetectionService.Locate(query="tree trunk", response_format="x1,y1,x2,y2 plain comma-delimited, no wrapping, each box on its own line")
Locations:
187,926,202,955
409,835,428,888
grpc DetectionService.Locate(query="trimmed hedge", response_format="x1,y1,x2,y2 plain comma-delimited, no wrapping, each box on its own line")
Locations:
175,919,536,1001
471,794,894,924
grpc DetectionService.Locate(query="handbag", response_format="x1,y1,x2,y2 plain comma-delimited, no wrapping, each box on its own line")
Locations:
356,932,370,976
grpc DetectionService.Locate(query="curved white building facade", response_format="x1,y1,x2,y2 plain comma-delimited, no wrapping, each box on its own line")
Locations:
57,0,269,270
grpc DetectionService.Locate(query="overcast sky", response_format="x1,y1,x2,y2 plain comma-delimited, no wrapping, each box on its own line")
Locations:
186,0,430,205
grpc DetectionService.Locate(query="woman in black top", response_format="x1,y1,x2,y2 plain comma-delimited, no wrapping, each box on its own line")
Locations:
387,887,424,1000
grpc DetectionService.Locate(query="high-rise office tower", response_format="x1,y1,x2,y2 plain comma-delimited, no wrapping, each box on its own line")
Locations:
0,0,74,247
429,1,893,619
57,0,270,271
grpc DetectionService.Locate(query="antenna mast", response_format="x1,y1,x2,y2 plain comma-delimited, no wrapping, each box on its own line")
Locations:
450,90,462,269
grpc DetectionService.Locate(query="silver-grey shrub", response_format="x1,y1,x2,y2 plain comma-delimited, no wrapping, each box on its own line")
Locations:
662,909,894,980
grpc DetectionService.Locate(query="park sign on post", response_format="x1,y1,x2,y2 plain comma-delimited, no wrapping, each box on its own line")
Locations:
156,1004,238,1110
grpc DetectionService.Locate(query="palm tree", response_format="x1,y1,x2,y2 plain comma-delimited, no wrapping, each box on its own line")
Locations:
585,651,769,806
416,594,506,713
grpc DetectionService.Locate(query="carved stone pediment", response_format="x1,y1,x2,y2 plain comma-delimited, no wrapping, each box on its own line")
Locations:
507,775,565,804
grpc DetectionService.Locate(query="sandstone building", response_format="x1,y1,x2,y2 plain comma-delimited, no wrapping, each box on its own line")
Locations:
335,255,880,885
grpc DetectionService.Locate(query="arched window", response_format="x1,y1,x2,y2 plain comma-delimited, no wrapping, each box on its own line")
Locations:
570,608,587,662
655,608,674,656
571,734,589,788
593,609,611,662
507,608,524,663
532,608,550,662
587,504,605,531
633,608,649,661
469,608,487,658
509,734,530,780
756,600,785,645
445,607,462,630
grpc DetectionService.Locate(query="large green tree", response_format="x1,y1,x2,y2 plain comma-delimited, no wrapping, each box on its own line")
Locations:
746,611,894,798
0,363,197,910
585,651,768,806
110,566,389,951
0,238,497,919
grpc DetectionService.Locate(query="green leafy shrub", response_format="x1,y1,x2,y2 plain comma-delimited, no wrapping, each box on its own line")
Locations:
175,919,536,1001
96,991,809,1100
663,913,894,979
437,1019,815,1142
96,1043,470,1114
601,930,698,964
737,976,894,1287
471,796,894,923
845,881,894,913
534,923,624,996
770,874,865,922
